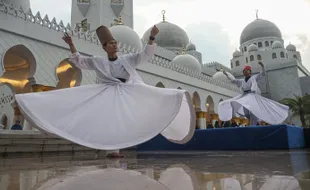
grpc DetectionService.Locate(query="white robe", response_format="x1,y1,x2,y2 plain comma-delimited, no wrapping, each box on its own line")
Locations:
218,68,289,125
15,44,196,150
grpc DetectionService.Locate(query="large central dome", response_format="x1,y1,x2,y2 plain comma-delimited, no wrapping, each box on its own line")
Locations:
240,19,282,45
142,21,189,50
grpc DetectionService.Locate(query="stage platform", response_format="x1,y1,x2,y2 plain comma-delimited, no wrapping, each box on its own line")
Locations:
137,125,306,151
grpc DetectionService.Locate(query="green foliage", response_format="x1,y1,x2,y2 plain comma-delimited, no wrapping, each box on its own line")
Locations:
280,94,310,127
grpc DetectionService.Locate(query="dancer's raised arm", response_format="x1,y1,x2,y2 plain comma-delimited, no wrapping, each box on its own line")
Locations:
223,70,242,87
62,33,96,70
255,62,266,81
125,25,159,67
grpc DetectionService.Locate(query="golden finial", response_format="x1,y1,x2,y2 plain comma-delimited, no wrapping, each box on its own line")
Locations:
181,45,185,54
220,65,223,71
113,15,123,25
162,10,166,22
118,15,123,24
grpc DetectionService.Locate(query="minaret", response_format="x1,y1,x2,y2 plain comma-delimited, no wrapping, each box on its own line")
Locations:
3,0,30,10
71,0,133,32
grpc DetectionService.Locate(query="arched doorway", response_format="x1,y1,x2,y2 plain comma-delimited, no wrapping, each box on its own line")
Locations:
206,95,214,114
192,92,202,129
56,59,82,89
0,45,37,94
0,115,8,129
206,95,215,127
0,45,37,127
192,92,201,111
155,82,165,88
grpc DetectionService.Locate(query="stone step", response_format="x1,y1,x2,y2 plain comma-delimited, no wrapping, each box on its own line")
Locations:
0,131,100,156
0,131,135,156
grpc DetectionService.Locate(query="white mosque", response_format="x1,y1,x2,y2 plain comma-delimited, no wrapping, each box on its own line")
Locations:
0,0,309,131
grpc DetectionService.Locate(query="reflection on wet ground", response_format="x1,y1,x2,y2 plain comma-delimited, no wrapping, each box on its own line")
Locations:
1,150,310,189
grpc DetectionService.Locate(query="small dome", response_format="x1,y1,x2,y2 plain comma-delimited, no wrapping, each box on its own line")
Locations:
240,19,282,45
173,54,201,72
109,25,143,51
286,44,296,51
142,21,189,51
213,71,235,81
272,41,283,49
233,50,241,58
186,42,196,51
248,44,258,52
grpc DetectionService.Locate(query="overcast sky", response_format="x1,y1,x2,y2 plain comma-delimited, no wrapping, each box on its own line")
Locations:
30,0,310,70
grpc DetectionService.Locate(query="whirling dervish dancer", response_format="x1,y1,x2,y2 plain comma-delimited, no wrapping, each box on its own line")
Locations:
218,62,289,126
14,25,196,157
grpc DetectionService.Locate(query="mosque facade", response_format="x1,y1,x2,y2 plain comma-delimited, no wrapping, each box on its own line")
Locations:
0,0,309,130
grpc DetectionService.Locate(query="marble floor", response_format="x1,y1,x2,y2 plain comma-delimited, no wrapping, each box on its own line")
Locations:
1,150,310,189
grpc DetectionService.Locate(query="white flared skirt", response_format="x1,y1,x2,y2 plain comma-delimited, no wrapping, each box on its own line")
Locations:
15,83,196,150
218,93,289,124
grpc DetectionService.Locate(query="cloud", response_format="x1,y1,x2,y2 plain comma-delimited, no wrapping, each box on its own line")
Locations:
184,22,234,66
30,0,71,25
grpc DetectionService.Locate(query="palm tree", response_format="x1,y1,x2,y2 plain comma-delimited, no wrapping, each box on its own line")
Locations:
280,94,310,127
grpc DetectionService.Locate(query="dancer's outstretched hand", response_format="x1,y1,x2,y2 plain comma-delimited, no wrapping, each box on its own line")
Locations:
62,32,73,45
150,25,159,37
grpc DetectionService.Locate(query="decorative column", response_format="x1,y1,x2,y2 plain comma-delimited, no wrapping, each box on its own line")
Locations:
23,119,33,130
197,112,206,129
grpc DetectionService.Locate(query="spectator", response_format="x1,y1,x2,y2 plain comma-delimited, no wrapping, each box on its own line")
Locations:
11,120,23,130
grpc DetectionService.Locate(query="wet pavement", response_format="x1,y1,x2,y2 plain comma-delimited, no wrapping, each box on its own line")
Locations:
1,150,310,189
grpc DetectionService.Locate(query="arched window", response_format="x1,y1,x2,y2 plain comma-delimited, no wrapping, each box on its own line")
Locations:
271,41,274,45
235,61,240,66
246,57,248,63
293,55,297,59
280,52,285,58
231,62,233,68
257,54,262,60
272,53,277,59
244,46,247,52
258,42,263,48
286,53,288,58
265,41,269,47
250,55,254,61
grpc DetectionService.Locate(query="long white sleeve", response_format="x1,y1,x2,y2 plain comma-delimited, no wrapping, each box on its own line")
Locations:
124,44,157,67
68,52,96,70
255,66,266,81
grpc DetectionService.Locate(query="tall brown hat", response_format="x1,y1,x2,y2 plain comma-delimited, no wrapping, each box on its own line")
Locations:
96,25,115,45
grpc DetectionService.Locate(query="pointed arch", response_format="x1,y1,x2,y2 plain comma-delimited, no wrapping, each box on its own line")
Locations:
56,59,82,89
0,44,37,94
206,95,214,114
155,82,165,88
192,91,201,111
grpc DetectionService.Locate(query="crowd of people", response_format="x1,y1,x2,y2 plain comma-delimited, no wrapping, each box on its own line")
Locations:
205,120,269,129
